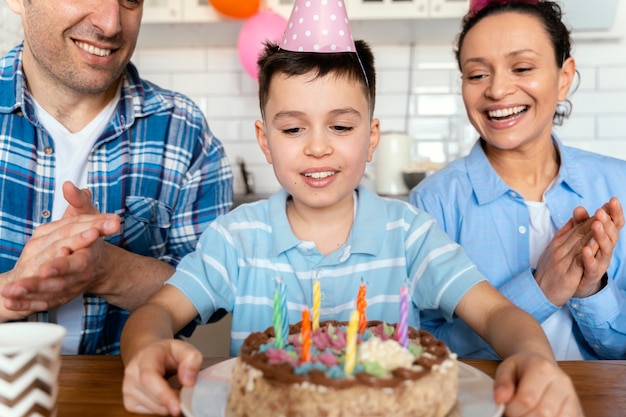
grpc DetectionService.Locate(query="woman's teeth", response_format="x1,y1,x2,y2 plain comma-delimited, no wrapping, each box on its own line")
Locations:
304,171,335,179
488,105,527,119
75,41,112,57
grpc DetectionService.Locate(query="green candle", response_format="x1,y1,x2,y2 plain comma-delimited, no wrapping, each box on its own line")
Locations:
273,282,283,348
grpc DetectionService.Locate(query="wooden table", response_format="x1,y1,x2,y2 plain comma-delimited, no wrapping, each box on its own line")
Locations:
58,356,625,416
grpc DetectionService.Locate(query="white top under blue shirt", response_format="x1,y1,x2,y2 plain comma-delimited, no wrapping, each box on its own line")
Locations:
166,185,485,356
410,135,626,360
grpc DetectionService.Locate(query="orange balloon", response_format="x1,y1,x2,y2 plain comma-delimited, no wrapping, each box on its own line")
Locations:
211,0,261,19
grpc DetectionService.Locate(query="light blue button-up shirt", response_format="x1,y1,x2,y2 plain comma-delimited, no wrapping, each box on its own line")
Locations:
410,137,626,360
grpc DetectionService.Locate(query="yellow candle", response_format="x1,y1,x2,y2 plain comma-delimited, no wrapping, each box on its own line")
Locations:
312,280,321,332
344,310,359,375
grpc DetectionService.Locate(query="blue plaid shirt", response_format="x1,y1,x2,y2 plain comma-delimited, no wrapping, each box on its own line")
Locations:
0,44,233,354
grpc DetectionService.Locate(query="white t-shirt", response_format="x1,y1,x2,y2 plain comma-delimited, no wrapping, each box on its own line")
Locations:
527,199,584,360
33,92,119,354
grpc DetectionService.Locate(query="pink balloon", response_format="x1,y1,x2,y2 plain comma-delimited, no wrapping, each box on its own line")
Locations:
237,10,287,80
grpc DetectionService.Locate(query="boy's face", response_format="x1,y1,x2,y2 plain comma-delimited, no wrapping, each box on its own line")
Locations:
256,71,379,211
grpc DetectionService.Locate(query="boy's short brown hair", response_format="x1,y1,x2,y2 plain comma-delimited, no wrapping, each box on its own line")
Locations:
256,40,376,119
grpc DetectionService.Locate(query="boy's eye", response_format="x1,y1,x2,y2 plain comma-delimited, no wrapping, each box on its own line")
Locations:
282,127,302,135
513,67,533,73
332,125,353,133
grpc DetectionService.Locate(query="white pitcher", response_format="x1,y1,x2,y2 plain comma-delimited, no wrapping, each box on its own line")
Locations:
375,132,413,195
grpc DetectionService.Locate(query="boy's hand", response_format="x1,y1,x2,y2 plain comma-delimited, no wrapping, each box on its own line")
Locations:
122,339,203,416
493,352,584,417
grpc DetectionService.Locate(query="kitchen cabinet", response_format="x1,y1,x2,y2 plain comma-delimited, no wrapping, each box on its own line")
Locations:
142,0,183,23
429,0,470,18
181,0,222,23
265,0,467,19
142,0,222,23
142,0,469,25
347,0,428,20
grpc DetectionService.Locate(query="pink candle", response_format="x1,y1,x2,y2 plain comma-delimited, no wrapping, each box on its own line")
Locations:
356,282,367,334
398,284,408,348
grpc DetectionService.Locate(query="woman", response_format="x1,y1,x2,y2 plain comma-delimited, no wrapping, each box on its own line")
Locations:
410,0,626,360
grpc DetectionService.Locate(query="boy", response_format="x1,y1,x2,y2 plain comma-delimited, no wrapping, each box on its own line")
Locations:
121,2,582,416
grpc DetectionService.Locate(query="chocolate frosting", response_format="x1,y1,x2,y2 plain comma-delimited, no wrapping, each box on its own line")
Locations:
239,320,452,390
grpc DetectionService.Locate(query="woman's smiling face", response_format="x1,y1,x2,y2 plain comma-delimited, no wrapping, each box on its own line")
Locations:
459,11,575,151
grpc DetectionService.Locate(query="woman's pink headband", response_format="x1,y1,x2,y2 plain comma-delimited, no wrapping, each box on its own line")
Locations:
470,0,539,16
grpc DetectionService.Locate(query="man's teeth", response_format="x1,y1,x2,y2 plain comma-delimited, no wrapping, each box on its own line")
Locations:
488,106,527,119
304,171,335,179
75,41,112,57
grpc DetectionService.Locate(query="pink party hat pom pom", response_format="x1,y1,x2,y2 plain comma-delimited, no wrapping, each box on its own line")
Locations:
280,0,356,53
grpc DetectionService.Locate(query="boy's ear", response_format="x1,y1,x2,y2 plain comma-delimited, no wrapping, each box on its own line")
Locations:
255,120,273,164
367,118,381,163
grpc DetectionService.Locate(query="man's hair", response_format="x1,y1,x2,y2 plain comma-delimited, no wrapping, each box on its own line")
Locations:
256,40,376,119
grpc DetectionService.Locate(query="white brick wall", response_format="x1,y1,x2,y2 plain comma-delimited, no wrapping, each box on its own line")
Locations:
2,3,626,195
132,39,626,195
0,4,22,54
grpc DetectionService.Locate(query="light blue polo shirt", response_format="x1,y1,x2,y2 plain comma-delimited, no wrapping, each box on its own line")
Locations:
167,185,485,356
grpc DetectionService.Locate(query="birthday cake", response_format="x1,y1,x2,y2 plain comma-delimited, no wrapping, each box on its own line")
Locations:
225,320,458,417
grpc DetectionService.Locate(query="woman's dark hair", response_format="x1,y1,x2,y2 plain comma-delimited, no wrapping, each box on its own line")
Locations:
256,40,376,119
454,1,576,124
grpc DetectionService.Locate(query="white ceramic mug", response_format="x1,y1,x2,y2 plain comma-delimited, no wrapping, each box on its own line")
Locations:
0,323,66,417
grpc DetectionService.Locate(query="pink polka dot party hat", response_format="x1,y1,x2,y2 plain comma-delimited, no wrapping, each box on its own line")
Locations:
280,0,356,53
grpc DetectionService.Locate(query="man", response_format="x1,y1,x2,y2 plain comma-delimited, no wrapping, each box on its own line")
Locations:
0,0,233,354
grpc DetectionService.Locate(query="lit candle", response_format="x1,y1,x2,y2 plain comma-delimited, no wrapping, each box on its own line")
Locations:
398,284,409,348
301,309,312,362
344,310,359,375
312,280,321,332
273,280,283,348
356,281,367,334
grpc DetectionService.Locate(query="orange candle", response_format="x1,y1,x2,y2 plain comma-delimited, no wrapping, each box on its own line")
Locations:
301,309,312,362
356,281,367,333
